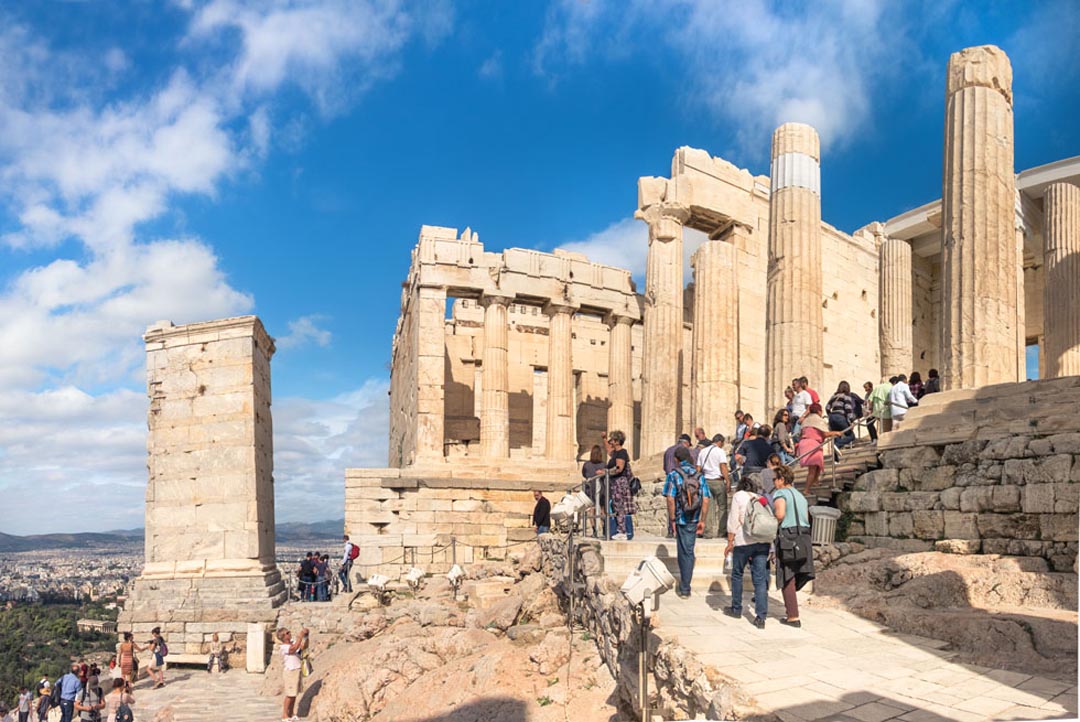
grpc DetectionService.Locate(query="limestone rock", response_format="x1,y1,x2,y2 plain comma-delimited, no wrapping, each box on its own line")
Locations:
529,629,571,675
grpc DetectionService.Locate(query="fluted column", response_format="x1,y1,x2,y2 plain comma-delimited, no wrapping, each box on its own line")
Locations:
606,313,635,454
1015,219,1027,381
545,301,579,460
941,45,1018,389
1044,182,1080,377
879,235,913,377
767,122,823,406
479,292,513,458
638,202,690,457
691,235,740,436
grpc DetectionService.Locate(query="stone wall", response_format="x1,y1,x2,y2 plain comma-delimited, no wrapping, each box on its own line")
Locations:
841,437,1079,571
821,224,881,393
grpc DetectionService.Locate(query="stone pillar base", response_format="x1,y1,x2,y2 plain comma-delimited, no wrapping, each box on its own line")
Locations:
118,569,285,657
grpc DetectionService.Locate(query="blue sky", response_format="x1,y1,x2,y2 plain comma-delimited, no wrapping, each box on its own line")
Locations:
0,0,1076,534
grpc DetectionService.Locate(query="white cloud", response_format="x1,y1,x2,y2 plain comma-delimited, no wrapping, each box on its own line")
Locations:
278,315,333,350
533,0,915,153
478,51,504,81
555,217,708,283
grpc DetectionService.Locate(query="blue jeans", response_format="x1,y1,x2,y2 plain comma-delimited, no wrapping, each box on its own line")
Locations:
59,699,74,722
674,522,698,594
537,526,550,534
730,542,771,619
339,559,354,592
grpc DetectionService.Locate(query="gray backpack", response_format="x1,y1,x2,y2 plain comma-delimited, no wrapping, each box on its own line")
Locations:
743,494,779,542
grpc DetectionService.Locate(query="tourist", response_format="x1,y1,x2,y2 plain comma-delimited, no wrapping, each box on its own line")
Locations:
796,404,843,496
606,430,635,540
146,627,167,688
73,674,104,722
783,387,796,422
800,376,820,406
56,663,81,722
736,425,773,480
923,368,942,396
115,632,138,685
312,551,328,601
101,680,133,722
298,552,315,602
340,535,356,594
532,490,551,535
207,632,228,673
770,410,795,463
869,377,894,433
663,434,692,474
772,465,814,628
15,687,30,722
760,453,783,495
582,444,606,480
790,379,812,431
34,682,50,722
888,373,919,429
724,475,771,628
663,446,711,598
696,434,732,539
277,627,309,722
825,381,857,449
862,381,878,443
909,371,925,398
583,443,608,536
732,410,747,448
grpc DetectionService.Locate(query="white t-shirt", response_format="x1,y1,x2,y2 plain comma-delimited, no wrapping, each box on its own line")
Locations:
889,382,916,415
726,490,759,547
791,390,812,418
697,446,729,480
280,644,302,671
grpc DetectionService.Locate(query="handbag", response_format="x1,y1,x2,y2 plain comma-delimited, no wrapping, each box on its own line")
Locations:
776,490,811,564
301,654,314,678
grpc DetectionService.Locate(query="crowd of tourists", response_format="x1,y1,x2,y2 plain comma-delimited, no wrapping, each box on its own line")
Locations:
294,536,360,602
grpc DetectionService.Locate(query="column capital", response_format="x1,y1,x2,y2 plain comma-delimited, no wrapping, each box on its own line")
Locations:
636,202,690,243
603,311,636,328
479,290,514,308
543,299,579,317
946,45,1012,105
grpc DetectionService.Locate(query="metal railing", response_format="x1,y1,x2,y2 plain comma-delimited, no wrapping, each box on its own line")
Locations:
787,416,875,493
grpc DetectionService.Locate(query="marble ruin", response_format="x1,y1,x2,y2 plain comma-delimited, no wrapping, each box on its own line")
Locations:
119,317,285,661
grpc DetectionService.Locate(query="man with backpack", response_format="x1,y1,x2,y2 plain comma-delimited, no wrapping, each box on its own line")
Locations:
55,664,81,722
341,535,358,593
73,674,104,722
663,445,712,598
724,476,777,628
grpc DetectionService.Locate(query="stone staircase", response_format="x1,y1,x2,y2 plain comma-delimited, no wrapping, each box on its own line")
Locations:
790,438,883,503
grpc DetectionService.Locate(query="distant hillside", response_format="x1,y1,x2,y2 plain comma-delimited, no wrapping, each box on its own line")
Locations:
0,519,344,552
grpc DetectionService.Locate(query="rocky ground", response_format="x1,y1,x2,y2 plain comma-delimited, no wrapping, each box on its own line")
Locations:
265,546,626,722
807,547,1079,679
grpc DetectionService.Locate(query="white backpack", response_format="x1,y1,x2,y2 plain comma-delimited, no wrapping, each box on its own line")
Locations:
743,494,779,543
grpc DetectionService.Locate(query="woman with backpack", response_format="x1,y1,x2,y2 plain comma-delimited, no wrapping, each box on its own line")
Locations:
146,628,167,689
771,465,815,628
723,475,774,629
102,679,134,722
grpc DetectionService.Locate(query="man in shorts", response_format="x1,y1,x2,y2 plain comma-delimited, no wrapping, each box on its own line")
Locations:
277,626,309,722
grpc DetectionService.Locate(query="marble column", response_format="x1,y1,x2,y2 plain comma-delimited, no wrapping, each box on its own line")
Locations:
941,45,1018,389
1043,182,1080,378
879,235,913,377
691,235,740,437
479,292,513,458
415,285,447,461
767,122,823,406
1015,219,1027,381
638,202,690,457
605,312,635,454
545,301,578,460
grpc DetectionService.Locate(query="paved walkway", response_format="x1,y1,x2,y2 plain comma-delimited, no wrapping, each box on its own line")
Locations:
654,588,1077,722
123,668,281,721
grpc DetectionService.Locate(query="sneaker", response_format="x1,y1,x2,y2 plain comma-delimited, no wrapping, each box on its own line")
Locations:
780,618,802,628
754,617,766,629
723,607,741,618
611,533,628,541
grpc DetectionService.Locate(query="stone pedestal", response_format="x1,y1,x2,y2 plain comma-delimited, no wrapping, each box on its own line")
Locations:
690,237,740,436
479,293,513,458
941,45,1018,389
246,622,268,673
639,202,690,457
767,122,823,405
879,235,913,376
119,316,285,655
606,313,635,453
545,301,579,460
1043,182,1080,377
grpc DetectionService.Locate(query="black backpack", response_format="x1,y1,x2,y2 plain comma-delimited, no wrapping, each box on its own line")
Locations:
675,467,703,513
49,679,62,706
115,700,134,722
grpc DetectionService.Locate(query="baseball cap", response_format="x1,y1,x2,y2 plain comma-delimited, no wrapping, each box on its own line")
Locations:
677,433,692,443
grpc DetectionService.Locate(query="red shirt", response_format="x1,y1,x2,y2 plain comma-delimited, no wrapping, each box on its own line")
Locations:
807,388,820,404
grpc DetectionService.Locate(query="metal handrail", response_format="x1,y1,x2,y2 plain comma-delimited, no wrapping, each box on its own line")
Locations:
788,416,875,493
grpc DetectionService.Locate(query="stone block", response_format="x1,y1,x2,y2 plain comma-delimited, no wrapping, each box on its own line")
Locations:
1028,438,1053,457
976,513,1040,540
882,446,942,470
935,539,981,554
844,492,881,513
940,487,962,510
853,468,899,492
246,623,267,673
888,512,913,538
943,512,979,540
912,510,944,540
1021,484,1055,514
959,486,993,513
1007,455,1073,485
863,512,889,536
1040,514,1079,542
904,491,940,510
881,492,907,512
991,485,1021,513
1054,483,1080,513
1048,433,1080,454
941,440,987,465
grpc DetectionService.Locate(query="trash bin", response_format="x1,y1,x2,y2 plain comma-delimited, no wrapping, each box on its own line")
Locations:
809,505,842,545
